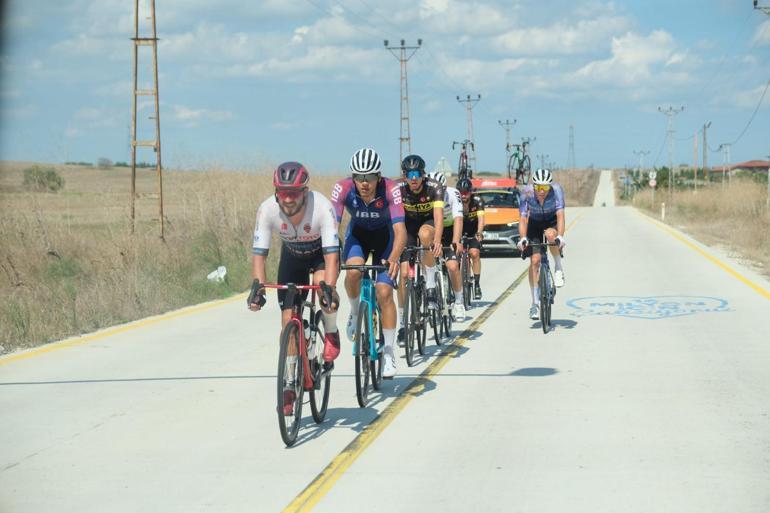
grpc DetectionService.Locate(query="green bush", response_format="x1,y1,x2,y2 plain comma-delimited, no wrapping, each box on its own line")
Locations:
23,166,65,192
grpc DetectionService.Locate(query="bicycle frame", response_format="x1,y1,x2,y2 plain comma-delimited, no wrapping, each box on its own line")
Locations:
262,283,322,390
340,265,386,362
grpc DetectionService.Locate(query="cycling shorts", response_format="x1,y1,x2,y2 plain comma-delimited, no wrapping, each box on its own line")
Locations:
400,218,435,262
523,215,558,259
276,244,326,309
463,237,482,251
343,225,395,287
440,226,458,261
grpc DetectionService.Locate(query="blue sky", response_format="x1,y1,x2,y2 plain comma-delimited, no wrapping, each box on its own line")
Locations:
1,0,769,175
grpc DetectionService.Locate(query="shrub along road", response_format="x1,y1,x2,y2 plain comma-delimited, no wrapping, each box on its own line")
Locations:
2,180,770,512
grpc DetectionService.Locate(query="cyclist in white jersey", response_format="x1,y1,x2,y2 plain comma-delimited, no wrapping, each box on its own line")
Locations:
426,171,466,321
249,162,341,364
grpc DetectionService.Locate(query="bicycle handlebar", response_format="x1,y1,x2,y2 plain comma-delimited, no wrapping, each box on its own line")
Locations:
340,264,388,272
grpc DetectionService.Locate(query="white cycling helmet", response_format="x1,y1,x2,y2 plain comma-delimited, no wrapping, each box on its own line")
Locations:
426,171,447,187
532,168,553,185
350,148,382,174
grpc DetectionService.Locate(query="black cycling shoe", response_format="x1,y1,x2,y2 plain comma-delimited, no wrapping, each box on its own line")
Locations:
474,283,482,300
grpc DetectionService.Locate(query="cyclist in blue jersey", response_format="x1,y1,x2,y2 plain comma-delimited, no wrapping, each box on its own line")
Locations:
331,148,406,378
516,168,566,320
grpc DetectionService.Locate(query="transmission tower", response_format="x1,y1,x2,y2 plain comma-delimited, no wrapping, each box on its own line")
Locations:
702,121,711,190
385,39,422,163
457,94,481,170
130,0,164,239
498,119,516,170
718,143,732,185
567,124,576,170
658,105,684,197
633,150,650,179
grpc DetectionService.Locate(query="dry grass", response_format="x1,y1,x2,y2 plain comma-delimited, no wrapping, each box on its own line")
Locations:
0,162,341,353
552,168,601,206
632,180,770,276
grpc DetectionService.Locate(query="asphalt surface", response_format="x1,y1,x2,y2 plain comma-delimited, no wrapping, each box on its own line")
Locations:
2,172,770,512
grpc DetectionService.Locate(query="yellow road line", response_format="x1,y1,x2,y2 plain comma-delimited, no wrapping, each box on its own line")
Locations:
637,211,770,301
282,269,530,513
0,293,248,366
283,214,583,513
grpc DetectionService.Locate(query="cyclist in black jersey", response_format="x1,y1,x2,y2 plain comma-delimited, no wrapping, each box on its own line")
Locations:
396,154,445,343
457,178,485,299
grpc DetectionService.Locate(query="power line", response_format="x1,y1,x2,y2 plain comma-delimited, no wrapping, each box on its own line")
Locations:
727,78,770,146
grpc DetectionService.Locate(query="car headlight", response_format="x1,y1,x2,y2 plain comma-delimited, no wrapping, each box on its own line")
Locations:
506,222,518,228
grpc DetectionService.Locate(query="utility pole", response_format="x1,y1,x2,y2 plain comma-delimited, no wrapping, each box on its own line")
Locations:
567,124,576,170
131,0,164,239
498,119,516,170
693,132,698,193
702,121,711,189
536,153,549,169
385,38,422,163
718,143,732,186
457,94,481,170
633,150,650,180
658,105,685,198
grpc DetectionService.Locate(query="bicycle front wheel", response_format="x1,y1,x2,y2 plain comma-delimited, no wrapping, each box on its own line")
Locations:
371,307,383,391
461,255,472,310
415,282,426,356
539,266,551,334
277,321,304,447
521,155,532,185
404,279,415,366
309,310,331,424
354,305,371,407
434,274,444,344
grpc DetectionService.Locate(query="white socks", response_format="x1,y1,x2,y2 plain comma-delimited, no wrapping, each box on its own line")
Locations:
349,295,360,316
553,253,563,272
426,266,436,288
383,328,396,352
323,311,338,333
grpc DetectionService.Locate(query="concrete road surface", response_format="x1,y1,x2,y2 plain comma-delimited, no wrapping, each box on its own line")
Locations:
3,193,770,512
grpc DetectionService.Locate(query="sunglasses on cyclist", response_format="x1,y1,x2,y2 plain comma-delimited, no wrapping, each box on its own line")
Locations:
275,188,305,201
406,170,423,181
353,174,380,183
534,184,551,192
460,193,471,200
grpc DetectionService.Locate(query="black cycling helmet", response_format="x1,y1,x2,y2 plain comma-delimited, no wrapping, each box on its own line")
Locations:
456,178,473,193
401,154,426,174
273,161,310,189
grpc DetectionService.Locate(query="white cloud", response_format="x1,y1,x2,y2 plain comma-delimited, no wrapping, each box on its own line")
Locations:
753,20,770,46
418,0,513,36
494,15,632,56
730,82,770,110
171,105,234,127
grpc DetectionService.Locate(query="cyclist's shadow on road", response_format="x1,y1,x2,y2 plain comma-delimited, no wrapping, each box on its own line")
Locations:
530,318,578,331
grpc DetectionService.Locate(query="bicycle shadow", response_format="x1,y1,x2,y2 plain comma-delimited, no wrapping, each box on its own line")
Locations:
529,318,578,331
510,367,558,377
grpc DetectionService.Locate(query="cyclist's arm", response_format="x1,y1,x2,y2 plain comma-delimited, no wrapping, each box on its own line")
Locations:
322,251,339,287
252,254,267,284
318,193,341,287
391,221,406,262
556,209,565,238
477,205,485,234
518,215,529,240
251,200,273,282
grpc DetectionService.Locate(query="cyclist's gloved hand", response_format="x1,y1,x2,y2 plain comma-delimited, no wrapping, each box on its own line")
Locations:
555,235,566,250
517,237,529,252
247,279,266,311
319,281,339,312
475,232,483,242
454,240,464,254
432,239,442,258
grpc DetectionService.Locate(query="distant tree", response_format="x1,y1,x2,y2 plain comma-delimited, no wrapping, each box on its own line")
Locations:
96,158,113,169
23,166,64,192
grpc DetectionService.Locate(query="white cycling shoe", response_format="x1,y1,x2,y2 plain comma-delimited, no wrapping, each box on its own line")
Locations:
452,302,466,322
529,303,540,320
554,269,565,288
346,312,356,341
383,347,397,379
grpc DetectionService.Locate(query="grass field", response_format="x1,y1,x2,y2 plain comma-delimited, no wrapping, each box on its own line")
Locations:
0,162,600,353
631,180,770,277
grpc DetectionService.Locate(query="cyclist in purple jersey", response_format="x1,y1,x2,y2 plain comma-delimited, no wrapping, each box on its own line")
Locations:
516,168,566,320
332,148,406,378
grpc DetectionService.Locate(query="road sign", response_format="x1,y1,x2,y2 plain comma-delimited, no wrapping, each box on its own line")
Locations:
649,179,657,187
649,170,657,180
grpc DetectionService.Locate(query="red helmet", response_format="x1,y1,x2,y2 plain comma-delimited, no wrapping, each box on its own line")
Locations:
273,162,309,189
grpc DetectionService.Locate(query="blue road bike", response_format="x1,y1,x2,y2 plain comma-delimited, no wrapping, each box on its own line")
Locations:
526,240,561,334
341,263,387,407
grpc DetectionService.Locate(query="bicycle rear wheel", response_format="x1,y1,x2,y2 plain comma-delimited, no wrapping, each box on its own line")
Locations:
277,321,304,447
354,305,371,407
539,265,551,334
442,268,453,336
404,279,415,366
415,282,426,355
461,254,472,310
521,155,532,185
309,310,331,424
509,155,521,180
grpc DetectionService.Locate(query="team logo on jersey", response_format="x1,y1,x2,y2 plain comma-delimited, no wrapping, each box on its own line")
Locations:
352,198,358,208
374,199,384,209
303,223,311,233
281,223,288,231
420,196,426,202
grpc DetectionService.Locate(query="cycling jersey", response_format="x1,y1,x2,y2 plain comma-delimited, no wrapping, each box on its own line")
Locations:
399,178,445,223
252,191,339,258
462,194,485,235
440,186,464,227
519,183,565,223
331,177,405,229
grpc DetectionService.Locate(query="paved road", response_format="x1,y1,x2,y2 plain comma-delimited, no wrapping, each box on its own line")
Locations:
3,198,770,512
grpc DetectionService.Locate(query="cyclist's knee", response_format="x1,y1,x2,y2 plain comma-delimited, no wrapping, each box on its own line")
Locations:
375,285,394,305
544,228,558,241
